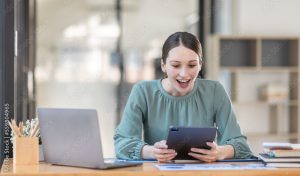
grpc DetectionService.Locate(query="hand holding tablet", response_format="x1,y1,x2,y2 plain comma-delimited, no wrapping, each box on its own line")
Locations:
166,126,217,160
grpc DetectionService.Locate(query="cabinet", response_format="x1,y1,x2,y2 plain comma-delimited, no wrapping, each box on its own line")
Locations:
210,36,299,137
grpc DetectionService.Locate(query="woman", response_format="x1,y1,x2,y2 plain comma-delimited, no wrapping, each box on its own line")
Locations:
114,32,253,162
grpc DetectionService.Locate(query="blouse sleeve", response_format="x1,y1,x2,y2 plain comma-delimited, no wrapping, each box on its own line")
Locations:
114,84,148,160
213,82,253,159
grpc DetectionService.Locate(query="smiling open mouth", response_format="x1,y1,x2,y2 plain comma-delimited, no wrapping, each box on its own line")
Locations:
176,79,190,88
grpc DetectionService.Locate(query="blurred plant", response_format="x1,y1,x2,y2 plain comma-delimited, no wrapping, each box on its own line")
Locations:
23,118,39,137
10,118,40,143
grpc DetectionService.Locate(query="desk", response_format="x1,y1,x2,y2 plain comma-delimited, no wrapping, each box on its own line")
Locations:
2,159,300,176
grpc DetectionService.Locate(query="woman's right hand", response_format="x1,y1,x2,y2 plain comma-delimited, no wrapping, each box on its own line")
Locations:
142,140,177,162
152,140,177,162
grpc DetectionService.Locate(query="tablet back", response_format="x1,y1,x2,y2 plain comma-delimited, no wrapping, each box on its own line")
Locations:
166,126,217,160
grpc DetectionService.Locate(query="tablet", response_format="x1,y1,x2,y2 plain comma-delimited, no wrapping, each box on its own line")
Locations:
166,126,217,160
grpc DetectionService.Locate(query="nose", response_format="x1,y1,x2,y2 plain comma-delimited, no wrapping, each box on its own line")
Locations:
179,68,188,77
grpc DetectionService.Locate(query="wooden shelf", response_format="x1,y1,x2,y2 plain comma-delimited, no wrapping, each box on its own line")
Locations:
261,39,298,67
221,67,298,72
219,39,257,67
212,35,300,134
246,132,300,139
289,100,299,106
232,101,298,106
213,35,300,40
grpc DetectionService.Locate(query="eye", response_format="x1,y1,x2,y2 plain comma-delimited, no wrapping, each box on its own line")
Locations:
171,65,180,68
189,65,196,68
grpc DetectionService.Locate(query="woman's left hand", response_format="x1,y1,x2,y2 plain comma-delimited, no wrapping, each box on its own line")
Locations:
188,142,233,162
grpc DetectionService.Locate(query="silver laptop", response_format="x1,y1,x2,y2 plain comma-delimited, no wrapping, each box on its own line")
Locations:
37,108,142,169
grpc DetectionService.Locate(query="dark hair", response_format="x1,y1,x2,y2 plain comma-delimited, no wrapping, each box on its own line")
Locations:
161,32,202,64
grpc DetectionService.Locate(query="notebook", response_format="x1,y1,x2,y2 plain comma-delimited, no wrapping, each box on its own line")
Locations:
37,107,142,169
259,153,300,163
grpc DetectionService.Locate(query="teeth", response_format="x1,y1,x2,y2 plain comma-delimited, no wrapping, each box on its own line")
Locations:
178,80,189,83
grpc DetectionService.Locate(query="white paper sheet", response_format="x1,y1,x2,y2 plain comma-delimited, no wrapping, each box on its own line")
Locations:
155,163,274,171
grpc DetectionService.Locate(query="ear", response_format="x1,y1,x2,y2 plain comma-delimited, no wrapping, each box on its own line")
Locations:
161,59,166,73
199,58,203,71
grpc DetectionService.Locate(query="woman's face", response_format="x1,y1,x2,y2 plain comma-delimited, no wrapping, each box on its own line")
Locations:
161,45,201,96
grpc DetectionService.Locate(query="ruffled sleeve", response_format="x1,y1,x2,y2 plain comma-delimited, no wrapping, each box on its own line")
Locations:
114,83,147,159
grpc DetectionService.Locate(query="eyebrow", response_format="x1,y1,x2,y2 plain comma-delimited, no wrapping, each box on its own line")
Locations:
169,60,198,63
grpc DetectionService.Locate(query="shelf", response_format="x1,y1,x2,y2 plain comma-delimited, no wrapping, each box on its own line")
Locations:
220,39,257,67
214,35,300,40
212,35,300,134
289,100,299,106
232,101,298,106
221,67,298,73
259,67,298,72
261,39,298,67
246,132,300,139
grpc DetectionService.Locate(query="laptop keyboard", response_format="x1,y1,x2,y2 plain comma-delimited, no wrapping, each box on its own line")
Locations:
104,161,128,167
103,159,142,168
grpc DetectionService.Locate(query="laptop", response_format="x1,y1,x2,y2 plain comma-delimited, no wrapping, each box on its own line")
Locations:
37,108,142,169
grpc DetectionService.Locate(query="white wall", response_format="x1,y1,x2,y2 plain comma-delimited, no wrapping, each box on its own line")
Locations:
235,0,300,35
122,0,197,50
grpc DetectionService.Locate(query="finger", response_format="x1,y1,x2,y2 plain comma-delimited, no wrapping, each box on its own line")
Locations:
154,141,168,149
188,152,216,162
206,142,217,150
189,152,215,160
155,154,176,161
153,149,177,155
155,152,177,159
155,153,177,162
191,147,218,156
154,148,176,155
158,156,176,163
165,153,177,161
160,140,166,144
206,142,218,150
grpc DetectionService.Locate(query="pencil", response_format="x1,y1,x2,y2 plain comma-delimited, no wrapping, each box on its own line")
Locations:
32,129,40,137
12,119,22,137
7,121,14,132
19,121,23,137
31,121,39,137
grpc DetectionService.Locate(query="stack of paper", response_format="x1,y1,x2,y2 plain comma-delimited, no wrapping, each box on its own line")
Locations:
259,142,300,168
155,163,269,171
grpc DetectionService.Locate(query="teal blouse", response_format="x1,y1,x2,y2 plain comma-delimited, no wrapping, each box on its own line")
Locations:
114,79,253,160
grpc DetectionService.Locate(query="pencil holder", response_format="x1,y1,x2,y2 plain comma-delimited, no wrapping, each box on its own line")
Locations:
13,137,39,165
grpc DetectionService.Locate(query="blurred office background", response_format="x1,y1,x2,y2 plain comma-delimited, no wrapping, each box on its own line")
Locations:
36,0,198,158
1,0,300,163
